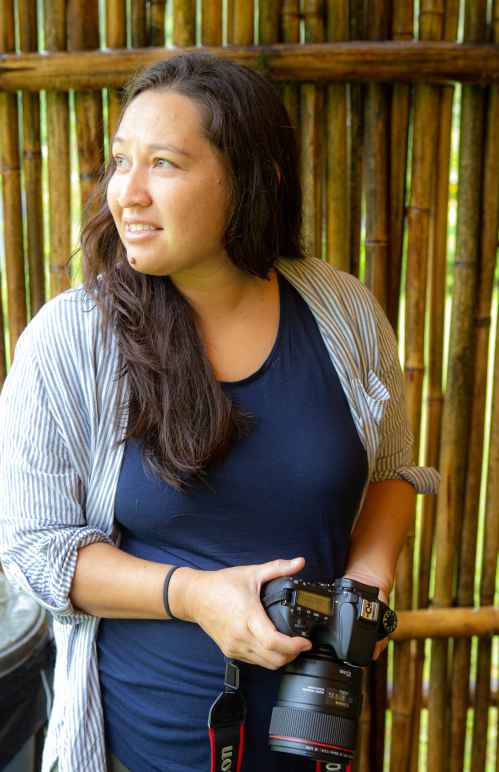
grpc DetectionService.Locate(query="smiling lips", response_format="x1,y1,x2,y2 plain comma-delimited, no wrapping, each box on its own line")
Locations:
124,222,163,240
125,228,162,242
125,221,161,233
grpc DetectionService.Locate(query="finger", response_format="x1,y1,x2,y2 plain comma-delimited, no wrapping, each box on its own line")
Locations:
244,641,306,671
373,639,389,661
255,556,305,588
247,606,312,658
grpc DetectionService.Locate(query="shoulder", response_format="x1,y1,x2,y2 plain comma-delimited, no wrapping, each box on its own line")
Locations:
276,256,400,378
276,256,378,328
12,285,106,382
29,284,99,333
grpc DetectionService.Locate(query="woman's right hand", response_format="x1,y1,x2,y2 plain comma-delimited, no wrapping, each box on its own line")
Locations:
169,557,313,670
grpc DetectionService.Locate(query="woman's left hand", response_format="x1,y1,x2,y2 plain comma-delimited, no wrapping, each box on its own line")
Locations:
371,587,390,661
342,571,392,662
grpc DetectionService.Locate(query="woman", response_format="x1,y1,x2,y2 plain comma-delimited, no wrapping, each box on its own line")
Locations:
0,53,440,772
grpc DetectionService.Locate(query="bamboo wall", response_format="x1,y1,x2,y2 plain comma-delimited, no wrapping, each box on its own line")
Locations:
0,1,498,770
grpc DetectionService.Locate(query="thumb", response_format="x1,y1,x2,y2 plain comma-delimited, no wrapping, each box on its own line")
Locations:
256,556,305,586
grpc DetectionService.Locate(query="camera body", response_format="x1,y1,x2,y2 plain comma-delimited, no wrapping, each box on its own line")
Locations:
260,576,397,766
261,576,397,666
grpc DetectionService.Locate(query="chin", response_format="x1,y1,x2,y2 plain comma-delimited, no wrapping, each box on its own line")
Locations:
127,258,170,277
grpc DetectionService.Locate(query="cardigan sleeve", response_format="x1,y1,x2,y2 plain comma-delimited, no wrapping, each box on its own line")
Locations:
0,324,114,625
368,292,441,495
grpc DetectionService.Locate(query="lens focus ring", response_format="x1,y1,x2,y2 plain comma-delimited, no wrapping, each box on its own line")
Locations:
269,706,356,751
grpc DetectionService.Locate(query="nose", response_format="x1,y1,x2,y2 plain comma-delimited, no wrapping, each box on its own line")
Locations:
116,164,152,209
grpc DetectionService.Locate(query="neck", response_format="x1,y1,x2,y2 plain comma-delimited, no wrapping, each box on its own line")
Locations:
171,260,275,327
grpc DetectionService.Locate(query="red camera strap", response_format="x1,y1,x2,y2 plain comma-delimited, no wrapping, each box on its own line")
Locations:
208,660,246,772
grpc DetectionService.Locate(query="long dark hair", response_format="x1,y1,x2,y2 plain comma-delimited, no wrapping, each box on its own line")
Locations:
81,52,307,490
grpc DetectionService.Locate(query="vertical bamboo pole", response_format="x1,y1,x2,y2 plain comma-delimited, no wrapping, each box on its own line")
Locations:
18,0,45,317
390,2,443,770
258,9,282,260
149,0,166,46
458,10,499,772
173,0,196,46
410,4,460,769
226,0,254,46
131,0,148,47
0,0,28,361
201,0,222,46
470,286,499,772
281,2,300,164
470,13,499,770
258,3,281,118
67,0,104,220
301,1,324,260
106,0,126,145
449,78,492,772
471,297,499,772
44,0,71,296
428,0,489,766
387,1,413,332
381,7,415,763
325,1,349,272
348,1,366,280
259,0,280,44
363,0,391,309
362,6,393,764
0,0,11,382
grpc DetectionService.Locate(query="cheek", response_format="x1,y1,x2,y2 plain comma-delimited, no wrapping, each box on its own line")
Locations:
106,177,120,219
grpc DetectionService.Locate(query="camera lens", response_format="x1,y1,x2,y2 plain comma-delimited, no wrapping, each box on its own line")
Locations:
268,651,362,765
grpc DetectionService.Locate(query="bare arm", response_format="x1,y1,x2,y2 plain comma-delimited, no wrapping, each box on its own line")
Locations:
344,478,416,595
343,479,416,659
69,542,186,619
69,543,312,669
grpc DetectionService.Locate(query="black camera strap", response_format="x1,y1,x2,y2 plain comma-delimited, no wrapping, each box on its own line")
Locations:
208,659,246,772
208,660,354,772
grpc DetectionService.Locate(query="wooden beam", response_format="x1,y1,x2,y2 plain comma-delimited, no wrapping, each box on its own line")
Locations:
0,41,498,92
392,606,499,640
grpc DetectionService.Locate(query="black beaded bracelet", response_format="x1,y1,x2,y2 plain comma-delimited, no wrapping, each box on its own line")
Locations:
163,565,181,619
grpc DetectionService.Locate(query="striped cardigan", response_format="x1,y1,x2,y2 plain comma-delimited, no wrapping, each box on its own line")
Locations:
0,257,440,772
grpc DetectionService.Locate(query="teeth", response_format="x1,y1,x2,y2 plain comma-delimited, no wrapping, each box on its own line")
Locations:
126,223,158,232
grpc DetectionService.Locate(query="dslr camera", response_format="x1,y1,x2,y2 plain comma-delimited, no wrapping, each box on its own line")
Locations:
261,576,397,768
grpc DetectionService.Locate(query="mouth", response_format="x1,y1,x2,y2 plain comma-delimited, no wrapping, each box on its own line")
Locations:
123,223,163,241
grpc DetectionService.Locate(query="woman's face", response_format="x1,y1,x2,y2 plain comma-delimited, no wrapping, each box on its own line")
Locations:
107,89,232,280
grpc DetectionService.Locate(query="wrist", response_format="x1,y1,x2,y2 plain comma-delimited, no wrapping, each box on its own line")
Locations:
167,567,200,622
342,567,392,599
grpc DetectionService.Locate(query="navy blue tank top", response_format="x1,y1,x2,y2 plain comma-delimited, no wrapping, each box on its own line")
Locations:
97,271,368,772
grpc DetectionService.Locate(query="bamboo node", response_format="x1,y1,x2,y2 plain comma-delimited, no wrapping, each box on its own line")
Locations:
0,162,20,173
405,205,431,214
23,149,42,161
254,50,273,81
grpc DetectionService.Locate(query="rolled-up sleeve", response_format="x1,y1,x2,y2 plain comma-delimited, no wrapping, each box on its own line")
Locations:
369,293,441,495
0,327,113,624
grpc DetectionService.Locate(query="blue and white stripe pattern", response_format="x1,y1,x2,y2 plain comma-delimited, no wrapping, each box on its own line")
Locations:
0,257,440,772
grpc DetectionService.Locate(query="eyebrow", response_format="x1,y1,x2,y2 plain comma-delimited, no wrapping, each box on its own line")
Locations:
112,136,193,159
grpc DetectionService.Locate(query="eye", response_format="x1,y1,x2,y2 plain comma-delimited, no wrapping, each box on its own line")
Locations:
110,154,176,171
154,157,176,169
